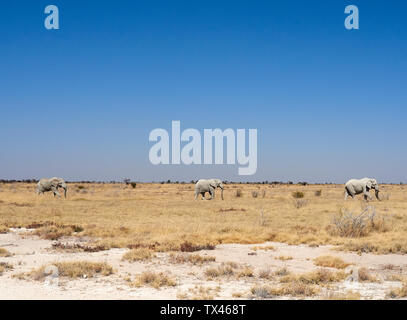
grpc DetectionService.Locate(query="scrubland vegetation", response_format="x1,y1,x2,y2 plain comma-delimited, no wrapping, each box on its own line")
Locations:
0,182,406,255
19,261,114,280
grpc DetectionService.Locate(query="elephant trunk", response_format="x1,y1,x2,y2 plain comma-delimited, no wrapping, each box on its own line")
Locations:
375,188,380,200
62,184,67,198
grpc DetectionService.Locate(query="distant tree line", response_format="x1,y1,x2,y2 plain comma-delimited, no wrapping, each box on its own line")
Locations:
0,179,403,185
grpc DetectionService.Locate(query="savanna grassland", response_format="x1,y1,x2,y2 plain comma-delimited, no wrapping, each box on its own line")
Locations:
1,182,407,299
0,182,406,254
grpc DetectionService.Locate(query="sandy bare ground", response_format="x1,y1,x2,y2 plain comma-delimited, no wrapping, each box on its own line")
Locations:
0,228,406,300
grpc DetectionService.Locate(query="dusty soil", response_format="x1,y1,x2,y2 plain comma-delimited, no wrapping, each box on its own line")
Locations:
0,228,405,300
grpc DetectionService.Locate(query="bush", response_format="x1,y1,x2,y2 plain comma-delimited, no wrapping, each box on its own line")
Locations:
179,241,215,252
27,262,113,280
122,248,154,262
358,267,380,282
327,206,390,238
0,262,13,275
130,182,137,189
313,256,350,269
314,190,322,197
204,265,234,278
251,285,273,298
258,268,273,280
292,191,304,199
387,282,407,298
131,271,176,288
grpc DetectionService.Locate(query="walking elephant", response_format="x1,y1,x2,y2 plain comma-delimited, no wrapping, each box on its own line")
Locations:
344,177,380,201
36,177,67,198
194,179,224,200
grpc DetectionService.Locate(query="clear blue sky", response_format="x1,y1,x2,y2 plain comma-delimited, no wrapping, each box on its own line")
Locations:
1,1,406,183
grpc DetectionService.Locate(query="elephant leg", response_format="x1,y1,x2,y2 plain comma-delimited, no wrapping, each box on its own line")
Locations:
201,192,206,200
194,192,198,200
208,187,215,200
51,187,61,198
363,193,372,201
363,187,372,201
345,186,356,200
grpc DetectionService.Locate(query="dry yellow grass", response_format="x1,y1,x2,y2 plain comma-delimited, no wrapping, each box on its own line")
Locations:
204,264,235,278
280,269,347,285
177,285,219,300
387,282,407,298
325,290,361,300
0,262,13,275
251,282,319,298
237,266,254,278
276,255,293,261
0,248,12,257
0,226,8,233
313,255,351,269
25,261,113,280
131,271,177,289
274,267,290,276
0,183,406,254
385,274,405,282
122,248,155,262
357,267,380,283
251,245,275,251
169,253,215,265
258,268,273,280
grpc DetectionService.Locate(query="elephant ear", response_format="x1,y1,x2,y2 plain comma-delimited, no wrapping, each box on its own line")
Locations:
50,178,61,187
209,181,217,188
366,180,373,189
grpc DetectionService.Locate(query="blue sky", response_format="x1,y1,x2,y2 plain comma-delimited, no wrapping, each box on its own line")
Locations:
1,1,406,183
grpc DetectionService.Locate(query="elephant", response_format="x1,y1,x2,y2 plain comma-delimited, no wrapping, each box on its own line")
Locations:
344,178,380,201
194,179,224,200
36,177,67,198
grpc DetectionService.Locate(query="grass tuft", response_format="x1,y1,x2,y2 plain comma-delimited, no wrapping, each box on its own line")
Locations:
292,191,305,199
169,253,215,265
387,282,407,298
0,247,12,257
313,255,350,269
122,248,155,262
131,271,176,289
0,262,13,275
